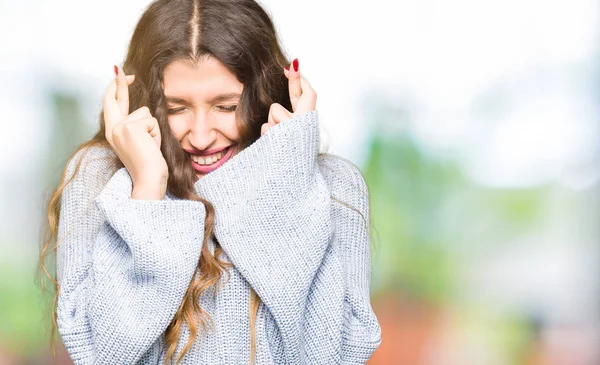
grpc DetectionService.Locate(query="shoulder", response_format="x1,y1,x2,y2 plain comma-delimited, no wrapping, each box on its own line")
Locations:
59,145,120,221
64,144,119,192
317,152,370,220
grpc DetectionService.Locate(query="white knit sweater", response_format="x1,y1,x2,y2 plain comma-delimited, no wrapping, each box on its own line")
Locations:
56,110,381,364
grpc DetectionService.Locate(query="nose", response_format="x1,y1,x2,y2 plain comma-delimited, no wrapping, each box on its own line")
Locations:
188,111,216,152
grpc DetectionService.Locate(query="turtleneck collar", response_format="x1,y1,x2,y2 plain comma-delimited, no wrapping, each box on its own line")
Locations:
191,110,335,355
194,110,320,199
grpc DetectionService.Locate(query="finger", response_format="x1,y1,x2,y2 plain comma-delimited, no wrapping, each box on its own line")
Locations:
294,76,317,114
268,103,293,126
287,58,301,112
142,116,162,148
283,67,290,78
115,65,130,116
102,79,121,134
260,123,271,136
298,76,315,99
122,116,162,148
126,106,152,121
102,76,136,126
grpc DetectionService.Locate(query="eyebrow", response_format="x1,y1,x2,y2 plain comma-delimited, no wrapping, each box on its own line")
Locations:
165,92,241,106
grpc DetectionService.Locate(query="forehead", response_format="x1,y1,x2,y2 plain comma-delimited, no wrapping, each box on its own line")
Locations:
163,57,243,99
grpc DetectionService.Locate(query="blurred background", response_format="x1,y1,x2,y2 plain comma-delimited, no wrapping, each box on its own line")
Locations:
1,0,598,364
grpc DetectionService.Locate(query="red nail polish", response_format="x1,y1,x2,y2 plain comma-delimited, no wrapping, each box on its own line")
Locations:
293,58,299,72
114,65,118,76
284,66,289,71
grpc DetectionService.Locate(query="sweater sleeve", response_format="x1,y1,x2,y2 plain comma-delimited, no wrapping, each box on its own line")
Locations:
195,110,336,364
55,147,206,364
335,160,381,363
300,155,382,364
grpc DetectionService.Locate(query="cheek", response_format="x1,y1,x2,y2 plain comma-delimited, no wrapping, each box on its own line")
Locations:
167,113,241,142
167,116,184,140
211,111,241,141
223,115,242,141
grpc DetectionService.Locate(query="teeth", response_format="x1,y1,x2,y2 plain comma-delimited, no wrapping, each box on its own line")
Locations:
191,149,226,165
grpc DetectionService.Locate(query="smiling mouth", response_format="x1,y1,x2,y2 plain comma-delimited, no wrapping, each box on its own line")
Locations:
189,145,235,174
190,147,227,165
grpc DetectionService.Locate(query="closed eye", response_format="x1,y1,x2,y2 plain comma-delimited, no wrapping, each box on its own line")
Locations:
216,105,237,112
167,107,186,115
167,105,237,114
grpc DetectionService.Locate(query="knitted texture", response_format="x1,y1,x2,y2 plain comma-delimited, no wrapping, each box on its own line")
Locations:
56,110,382,364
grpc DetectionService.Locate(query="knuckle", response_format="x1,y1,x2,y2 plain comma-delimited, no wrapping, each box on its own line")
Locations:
134,106,149,116
118,122,135,137
123,121,136,132
112,123,124,136
110,128,121,145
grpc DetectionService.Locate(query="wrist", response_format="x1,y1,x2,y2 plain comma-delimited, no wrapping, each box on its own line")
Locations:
131,178,167,201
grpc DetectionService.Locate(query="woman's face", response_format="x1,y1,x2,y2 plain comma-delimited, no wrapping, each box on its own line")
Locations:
163,57,243,180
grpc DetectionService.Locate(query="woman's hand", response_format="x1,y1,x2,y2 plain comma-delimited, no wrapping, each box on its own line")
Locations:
261,58,317,136
103,65,169,200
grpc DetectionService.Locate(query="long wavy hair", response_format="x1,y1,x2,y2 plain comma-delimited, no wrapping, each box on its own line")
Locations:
38,0,376,364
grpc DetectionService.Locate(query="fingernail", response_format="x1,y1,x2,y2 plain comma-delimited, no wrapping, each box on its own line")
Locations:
293,58,299,72
114,65,118,76
284,66,289,71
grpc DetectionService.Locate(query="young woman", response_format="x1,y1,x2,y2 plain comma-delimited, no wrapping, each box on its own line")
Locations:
39,0,381,363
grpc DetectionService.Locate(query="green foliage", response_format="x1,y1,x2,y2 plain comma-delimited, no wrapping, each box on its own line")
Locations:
363,122,546,305
0,262,51,357
45,90,95,188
